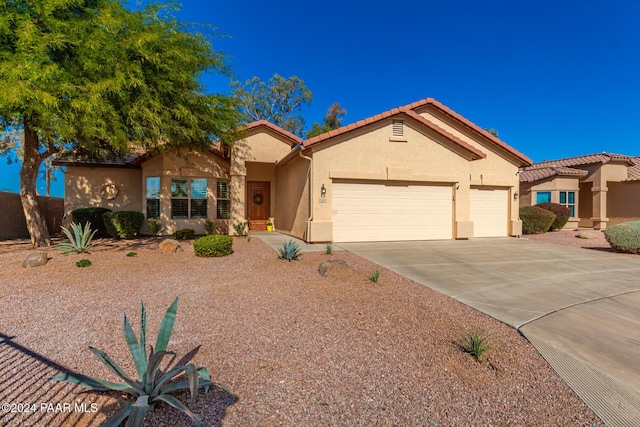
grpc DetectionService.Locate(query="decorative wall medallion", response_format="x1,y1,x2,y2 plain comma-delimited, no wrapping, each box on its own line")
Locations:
99,183,119,200
253,193,264,205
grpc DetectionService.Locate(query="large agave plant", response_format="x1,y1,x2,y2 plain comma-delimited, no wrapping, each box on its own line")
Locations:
50,297,221,427
56,221,99,255
278,240,302,261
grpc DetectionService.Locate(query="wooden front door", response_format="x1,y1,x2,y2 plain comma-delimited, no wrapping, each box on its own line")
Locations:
247,181,270,230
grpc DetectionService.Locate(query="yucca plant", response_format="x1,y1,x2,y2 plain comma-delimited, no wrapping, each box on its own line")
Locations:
369,268,381,283
325,243,333,255
278,240,302,261
50,297,222,426
457,326,492,361
56,221,99,255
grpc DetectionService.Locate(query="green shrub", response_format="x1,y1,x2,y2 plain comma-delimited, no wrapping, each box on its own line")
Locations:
536,202,571,231
369,268,380,283
126,251,137,257
56,222,99,255
233,221,248,237
173,228,195,240
149,219,163,236
194,235,233,257
325,243,333,255
204,220,216,235
604,221,640,254
50,297,224,426
520,206,556,234
278,240,301,261
72,207,112,237
76,259,92,268
457,326,492,361
103,211,145,239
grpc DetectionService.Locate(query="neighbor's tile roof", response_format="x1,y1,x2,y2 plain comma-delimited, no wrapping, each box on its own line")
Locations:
519,166,588,183
527,152,634,169
303,97,531,166
52,151,144,168
627,157,640,181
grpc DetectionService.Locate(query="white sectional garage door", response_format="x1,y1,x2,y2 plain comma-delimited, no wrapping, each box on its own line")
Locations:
332,181,453,242
470,188,508,237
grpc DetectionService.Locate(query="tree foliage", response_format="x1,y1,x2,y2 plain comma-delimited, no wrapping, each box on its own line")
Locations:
232,74,312,137
0,0,239,246
306,103,347,138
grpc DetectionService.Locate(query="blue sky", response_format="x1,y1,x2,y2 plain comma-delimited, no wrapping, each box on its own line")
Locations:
2,0,639,197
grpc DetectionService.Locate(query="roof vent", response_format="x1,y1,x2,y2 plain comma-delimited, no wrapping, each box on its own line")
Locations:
392,120,404,137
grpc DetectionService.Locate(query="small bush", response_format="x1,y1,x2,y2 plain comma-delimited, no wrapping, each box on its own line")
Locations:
369,268,380,283
173,228,195,240
103,211,145,239
126,251,137,257
233,221,248,236
604,221,640,254
194,235,233,257
325,243,333,255
457,326,492,361
76,259,92,268
149,219,163,236
204,220,216,235
278,240,301,261
72,207,112,237
520,206,556,234
536,202,571,231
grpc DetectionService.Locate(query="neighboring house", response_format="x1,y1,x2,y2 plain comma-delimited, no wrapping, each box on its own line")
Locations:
519,153,640,230
54,98,531,243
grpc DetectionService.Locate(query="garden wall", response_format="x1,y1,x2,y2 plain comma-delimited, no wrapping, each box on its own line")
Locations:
0,192,64,240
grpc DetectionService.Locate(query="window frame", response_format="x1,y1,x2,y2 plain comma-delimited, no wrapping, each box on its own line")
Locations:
145,176,161,219
170,178,208,219
216,180,231,219
535,191,551,204
559,191,576,218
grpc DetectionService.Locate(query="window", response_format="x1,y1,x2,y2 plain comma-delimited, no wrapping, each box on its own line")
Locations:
146,177,160,219
536,191,551,204
559,191,576,218
216,180,230,219
171,178,207,219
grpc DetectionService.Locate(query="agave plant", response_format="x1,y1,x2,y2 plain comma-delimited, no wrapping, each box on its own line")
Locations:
278,240,302,261
50,297,222,426
56,221,99,255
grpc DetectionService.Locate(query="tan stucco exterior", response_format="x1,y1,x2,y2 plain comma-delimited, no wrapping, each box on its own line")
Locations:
63,166,142,221
607,181,640,226
520,177,581,229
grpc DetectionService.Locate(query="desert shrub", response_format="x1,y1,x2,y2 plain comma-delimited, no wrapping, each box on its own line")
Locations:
194,235,233,257
56,222,99,255
75,259,92,268
325,243,333,255
149,219,163,236
233,221,248,236
126,251,137,257
457,326,492,361
50,297,224,426
173,228,195,240
604,221,640,254
520,206,556,234
369,268,380,283
204,220,216,235
536,202,571,231
72,207,112,237
278,240,301,261
103,211,145,239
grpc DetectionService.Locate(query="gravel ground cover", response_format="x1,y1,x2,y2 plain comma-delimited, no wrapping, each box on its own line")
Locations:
0,236,602,426
525,228,639,258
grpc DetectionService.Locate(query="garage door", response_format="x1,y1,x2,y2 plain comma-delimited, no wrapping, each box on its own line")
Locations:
470,188,508,237
332,181,453,242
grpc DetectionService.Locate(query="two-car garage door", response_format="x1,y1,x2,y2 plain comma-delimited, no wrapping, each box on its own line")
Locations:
332,181,453,242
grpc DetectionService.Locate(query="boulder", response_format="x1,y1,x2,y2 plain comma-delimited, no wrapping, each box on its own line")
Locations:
577,231,597,240
22,252,49,268
318,259,351,277
159,239,183,254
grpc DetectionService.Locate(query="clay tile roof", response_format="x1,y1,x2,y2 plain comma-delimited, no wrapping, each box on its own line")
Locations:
528,152,634,169
242,120,302,146
303,102,487,160
519,166,588,183
626,157,640,181
52,151,144,168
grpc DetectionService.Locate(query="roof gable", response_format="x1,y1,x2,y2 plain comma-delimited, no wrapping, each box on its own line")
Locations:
241,120,302,147
520,152,637,183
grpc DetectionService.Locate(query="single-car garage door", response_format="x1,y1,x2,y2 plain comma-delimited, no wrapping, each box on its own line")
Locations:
470,188,508,237
332,181,453,242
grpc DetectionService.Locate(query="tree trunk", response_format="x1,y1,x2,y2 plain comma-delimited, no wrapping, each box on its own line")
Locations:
20,120,51,247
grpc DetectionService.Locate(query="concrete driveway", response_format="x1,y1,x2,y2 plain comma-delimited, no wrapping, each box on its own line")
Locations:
341,238,640,427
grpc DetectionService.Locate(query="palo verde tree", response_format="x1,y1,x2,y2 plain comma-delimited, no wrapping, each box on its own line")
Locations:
0,1,239,247
306,103,347,138
231,74,312,137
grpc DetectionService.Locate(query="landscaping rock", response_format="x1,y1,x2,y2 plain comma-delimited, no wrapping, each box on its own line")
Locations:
159,239,182,254
577,231,597,240
318,259,351,277
22,252,49,268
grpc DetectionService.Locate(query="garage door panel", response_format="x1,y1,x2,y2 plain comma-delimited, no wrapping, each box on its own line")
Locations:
470,188,508,237
332,182,453,242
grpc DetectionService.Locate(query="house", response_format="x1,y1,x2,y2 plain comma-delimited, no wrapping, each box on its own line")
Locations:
519,153,640,229
54,98,532,242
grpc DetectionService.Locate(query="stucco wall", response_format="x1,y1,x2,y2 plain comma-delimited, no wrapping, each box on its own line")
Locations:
520,177,581,228
607,181,640,226
64,166,142,220
275,154,310,239
141,150,230,235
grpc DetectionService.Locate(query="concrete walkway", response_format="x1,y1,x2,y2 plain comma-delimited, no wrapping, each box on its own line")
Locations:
342,238,640,427
252,231,337,253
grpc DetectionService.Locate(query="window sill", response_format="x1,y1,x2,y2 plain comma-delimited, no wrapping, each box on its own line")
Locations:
389,136,407,142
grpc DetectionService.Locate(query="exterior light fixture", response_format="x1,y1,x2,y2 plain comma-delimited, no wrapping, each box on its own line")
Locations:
321,184,327,197
514,191,519,200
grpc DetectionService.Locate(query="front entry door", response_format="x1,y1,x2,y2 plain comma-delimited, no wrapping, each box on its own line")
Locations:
247,181,270,230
